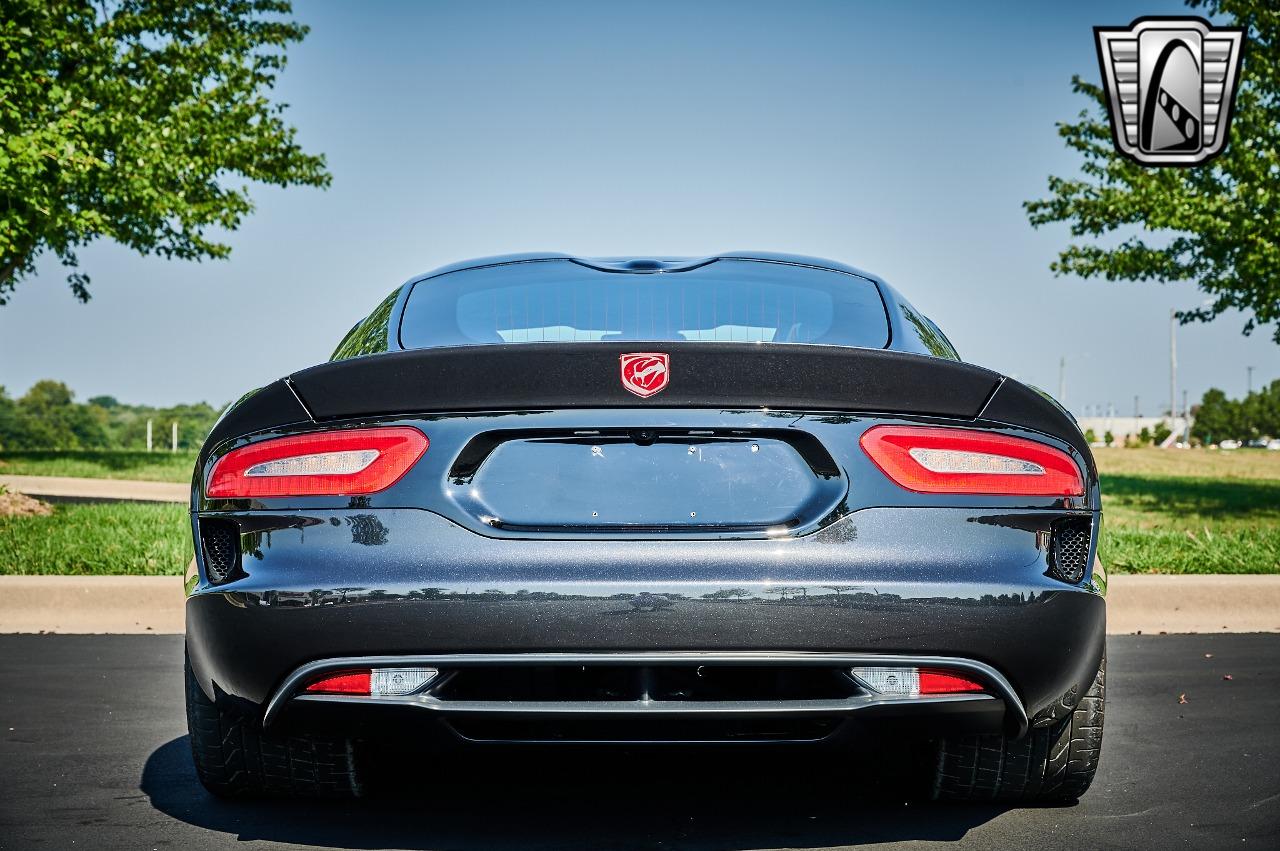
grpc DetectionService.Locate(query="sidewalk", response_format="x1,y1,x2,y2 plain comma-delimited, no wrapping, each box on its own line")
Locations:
0,474,187,504
0,574,1276,635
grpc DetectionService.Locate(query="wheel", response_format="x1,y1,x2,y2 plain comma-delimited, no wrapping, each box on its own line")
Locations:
932,653,1105,803
185,652,364,799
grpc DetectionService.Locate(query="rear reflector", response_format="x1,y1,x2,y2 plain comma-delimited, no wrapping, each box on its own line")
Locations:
851,666,986,697
304,671,372,695
918,669,986,695
859,426,1084,496
207,427,428,498
303,667,439,697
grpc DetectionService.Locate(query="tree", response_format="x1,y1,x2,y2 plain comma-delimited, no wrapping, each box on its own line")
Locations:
1253,379,1280,436
0,0,329,303
1193,387,1246,443
16,379,109,448
0,387,19,450
1083,427,1097,444
1025,0,1280,342
1153,421,1173,445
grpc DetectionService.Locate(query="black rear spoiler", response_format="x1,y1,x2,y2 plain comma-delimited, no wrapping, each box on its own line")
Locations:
203,343,1090,470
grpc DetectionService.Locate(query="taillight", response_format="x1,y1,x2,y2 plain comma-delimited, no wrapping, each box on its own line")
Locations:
207,427,428,498
851,666,986,697
303,671,372,695
303,667,438,697
859,426,1084,496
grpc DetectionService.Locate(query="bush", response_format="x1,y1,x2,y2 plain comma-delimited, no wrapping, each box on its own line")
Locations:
0,381,223,451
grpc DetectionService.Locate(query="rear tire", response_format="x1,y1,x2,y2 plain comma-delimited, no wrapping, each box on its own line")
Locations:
932,654,1105,803
185,653,364,799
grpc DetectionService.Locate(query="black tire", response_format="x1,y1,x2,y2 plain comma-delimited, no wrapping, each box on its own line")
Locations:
933,654,1105,803
185,654,364,799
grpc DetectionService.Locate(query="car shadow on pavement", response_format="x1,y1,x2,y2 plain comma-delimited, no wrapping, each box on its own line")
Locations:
142,735,1025,849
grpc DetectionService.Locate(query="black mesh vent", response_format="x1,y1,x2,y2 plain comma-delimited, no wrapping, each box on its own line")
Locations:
1048,517,1092,584
200,519,241,584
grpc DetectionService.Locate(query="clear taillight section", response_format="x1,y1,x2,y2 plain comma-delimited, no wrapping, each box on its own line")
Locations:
207,427,429,498
859,426,1085,496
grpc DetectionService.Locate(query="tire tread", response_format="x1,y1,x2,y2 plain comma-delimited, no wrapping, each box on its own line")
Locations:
185,655,362,799
933,654,1105,803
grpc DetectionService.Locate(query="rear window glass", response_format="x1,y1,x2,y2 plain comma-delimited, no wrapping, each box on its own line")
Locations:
399,259,889,349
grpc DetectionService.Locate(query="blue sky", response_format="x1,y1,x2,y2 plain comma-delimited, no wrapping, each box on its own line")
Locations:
1,0,1274,414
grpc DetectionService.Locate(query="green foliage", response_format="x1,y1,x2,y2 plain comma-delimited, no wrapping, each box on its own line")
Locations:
1083,427,1098,443
0,381,222,451
0,502,190,575
1153,421,1173,445
0,449,197,481
0,0,328,302
1138,426,1152,446
1104,430,1115,447
1025,0,1280,342
1100,472,1280,573
1192,380,1280,443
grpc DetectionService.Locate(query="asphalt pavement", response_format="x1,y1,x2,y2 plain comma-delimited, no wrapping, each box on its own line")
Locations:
0,634,1276,850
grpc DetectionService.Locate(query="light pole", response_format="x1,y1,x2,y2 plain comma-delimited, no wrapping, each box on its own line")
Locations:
1169,309,1177,421
1182,389,1190,443
1058,356,1066,405
1248,365,1255,395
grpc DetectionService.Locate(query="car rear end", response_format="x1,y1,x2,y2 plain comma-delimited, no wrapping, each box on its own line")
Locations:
185,255,1105,800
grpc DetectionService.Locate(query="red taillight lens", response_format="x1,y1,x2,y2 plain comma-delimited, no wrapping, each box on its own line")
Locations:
303,671,372,695
859,426,1084,497
918,668,986,695
207,427,428,499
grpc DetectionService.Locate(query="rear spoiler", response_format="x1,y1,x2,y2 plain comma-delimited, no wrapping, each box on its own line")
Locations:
203,343,1090,470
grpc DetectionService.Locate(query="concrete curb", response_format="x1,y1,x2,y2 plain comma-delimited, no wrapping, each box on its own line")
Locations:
1104,575,1280,634
1,574,1277,635
0,474,187,504
0,576,185,634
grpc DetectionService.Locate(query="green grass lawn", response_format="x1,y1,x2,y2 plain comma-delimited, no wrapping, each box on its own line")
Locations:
0,501,191,575
0,450,197,483
1096,449,1279,574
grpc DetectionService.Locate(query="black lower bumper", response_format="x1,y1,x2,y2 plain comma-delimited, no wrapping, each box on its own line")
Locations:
186,507,1107,733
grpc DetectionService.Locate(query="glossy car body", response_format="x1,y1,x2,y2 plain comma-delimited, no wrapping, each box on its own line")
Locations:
186,253,1104,789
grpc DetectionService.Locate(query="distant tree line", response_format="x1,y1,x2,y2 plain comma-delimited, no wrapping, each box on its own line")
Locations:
1192,380,1280,445
0,380,223,451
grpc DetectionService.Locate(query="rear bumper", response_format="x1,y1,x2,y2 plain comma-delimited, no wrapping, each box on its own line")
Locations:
186,506,1106,735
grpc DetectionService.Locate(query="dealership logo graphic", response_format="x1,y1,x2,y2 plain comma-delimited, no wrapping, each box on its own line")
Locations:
619,352,670,398
1095,17,1245,166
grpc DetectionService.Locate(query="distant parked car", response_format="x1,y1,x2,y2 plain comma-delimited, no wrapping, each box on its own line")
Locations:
1220,439,1242,450
185,252,1105,803
1267,439,1280,451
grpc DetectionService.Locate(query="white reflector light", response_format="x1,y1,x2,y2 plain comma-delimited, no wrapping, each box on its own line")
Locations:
851,666,920,697
371,667,438,697
906,448,1044,476
244,449,380,478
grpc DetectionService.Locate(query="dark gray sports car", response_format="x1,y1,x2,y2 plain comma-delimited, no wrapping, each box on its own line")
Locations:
185,252,1105,801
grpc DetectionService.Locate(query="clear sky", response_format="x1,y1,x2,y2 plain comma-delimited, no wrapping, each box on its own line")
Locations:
1,0,1274,415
